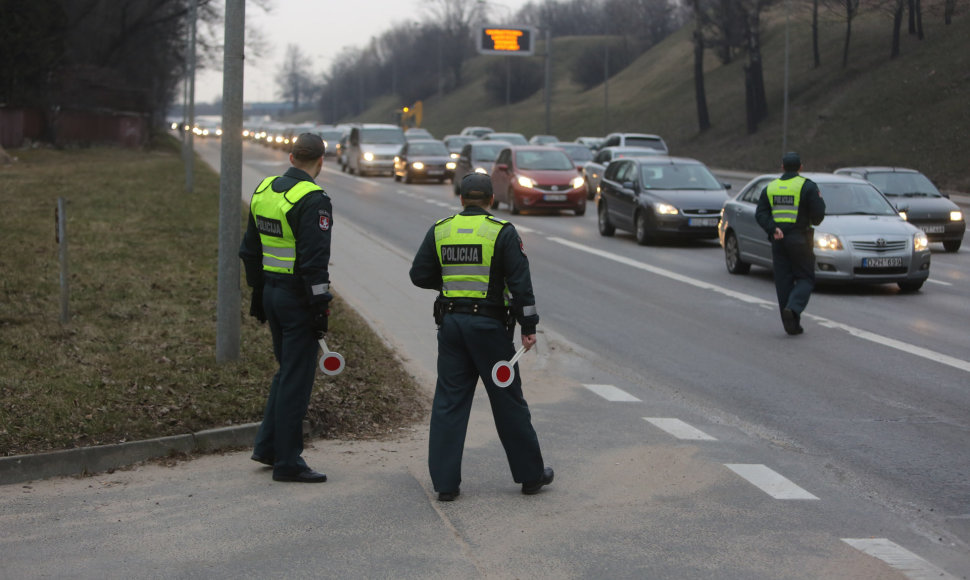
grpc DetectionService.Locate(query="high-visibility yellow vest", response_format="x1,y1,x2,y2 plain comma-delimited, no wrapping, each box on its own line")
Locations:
766,176,806,224
250,176,322,274
434,214,508,299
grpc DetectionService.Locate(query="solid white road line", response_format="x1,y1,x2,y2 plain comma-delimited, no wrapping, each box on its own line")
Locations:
549,237,970,375
583,384,642,402
926,278,952,286
841,538,958,579
644,418,717,440
724,464,819,500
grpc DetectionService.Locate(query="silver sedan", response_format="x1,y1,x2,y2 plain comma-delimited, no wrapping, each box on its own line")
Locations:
719,173,932,291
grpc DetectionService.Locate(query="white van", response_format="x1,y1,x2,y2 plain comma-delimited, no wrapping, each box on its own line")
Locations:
347,124,406,176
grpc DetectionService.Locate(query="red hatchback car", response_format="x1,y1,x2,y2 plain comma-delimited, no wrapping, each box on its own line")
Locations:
490,146,588,215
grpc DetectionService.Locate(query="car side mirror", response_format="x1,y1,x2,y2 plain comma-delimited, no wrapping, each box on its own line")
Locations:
622,181,636,191
723,183,732,190
495,163,509,172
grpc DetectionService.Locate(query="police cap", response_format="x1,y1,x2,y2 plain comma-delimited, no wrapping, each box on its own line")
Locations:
292,133,325,161
460,173,493,198
782,151,802,171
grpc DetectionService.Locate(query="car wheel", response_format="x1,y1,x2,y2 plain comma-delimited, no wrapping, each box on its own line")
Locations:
585,179,595,200
898,280,924,292
635,211,655,245
509,188,520,215
724,231,751,274
574,201,586,217
393,172,401,182
597,202,615,236
943,239,962,252
404,171,412,184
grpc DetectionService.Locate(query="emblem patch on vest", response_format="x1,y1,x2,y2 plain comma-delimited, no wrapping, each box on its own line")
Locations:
441,244,482,264
256,216,284,237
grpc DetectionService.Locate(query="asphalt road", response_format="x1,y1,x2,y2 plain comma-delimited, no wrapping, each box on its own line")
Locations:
1,138,966,579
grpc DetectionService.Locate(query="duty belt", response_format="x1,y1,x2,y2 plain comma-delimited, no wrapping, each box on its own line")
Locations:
442,301,509,322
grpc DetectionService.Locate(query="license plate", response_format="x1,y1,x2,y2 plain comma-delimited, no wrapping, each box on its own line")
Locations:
862,256,904,268
919,224,944,234
427,169,444,175
543,194,567,201
689,218,719,227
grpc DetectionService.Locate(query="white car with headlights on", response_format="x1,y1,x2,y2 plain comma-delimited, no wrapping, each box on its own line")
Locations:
719,173,931,292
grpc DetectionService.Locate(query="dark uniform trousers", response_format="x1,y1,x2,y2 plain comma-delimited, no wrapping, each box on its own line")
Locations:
253,277,317,475
429,312,544,493
771,229,816,319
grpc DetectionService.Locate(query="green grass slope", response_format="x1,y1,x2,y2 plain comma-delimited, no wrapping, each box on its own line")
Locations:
352,9,969,190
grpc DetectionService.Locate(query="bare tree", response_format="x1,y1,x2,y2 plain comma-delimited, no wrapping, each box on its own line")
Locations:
275,44,315,111
689,0,711,131
422,0,485,89
842,0,860,67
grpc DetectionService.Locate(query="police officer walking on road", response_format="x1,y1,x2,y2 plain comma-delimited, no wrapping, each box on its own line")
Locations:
755,152,826,335
240,133,333,483
409,173,553,501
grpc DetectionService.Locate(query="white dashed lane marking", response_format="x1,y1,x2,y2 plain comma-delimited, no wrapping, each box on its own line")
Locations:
583,384,641,402
724,464,819,500
644,418,717,440
842,538,958,579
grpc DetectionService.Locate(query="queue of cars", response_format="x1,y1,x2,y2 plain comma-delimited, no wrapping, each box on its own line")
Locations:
239,118,963,292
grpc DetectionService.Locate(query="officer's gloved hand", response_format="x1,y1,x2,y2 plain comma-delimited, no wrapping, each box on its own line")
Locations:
310,300,330,339
249,286,266,324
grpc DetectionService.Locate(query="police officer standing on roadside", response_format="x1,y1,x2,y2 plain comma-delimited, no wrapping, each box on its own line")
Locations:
755,152,826,335
240,133,333,483
409,173,553,501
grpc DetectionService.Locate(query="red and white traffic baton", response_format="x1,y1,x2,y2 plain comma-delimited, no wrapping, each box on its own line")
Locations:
318,338,346,376
491,345,528,388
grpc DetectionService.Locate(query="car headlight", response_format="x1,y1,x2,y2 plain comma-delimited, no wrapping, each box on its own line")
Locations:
914,231,929,252
570,176,585,189
450,153,459,159
951,210,963,222
446,162,456,170
474,167,488,174
814,232,843,251
412,161,425,170
898,210,908,221
363,152,374,161
215,129,223,136
655,203,679,215
517,175,537,189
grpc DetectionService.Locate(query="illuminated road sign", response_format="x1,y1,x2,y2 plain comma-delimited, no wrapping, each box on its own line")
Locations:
477,26,535,56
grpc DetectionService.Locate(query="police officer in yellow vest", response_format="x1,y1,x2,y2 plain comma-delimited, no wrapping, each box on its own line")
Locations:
755,152,826,335
409,173,553,501
239,133,332,483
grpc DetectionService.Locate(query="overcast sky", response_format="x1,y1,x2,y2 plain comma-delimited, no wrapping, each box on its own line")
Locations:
195,0,531,103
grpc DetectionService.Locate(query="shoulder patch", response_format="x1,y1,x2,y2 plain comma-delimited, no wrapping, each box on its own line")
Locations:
318,209,332,231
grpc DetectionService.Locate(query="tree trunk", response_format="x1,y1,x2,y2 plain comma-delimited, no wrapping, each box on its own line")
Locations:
891,0,904,58
813,0,821,68
744,65,758,134
908,0,916,34
945,0,954,24
842,0,853,68
693,26,711,132
747,10,767,122
916,0,924,39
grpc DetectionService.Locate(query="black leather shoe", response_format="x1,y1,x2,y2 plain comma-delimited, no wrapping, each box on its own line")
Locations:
781,308,800,335
437,490,460,502
273,468,327,483
250,453,274,466
522,467,554,495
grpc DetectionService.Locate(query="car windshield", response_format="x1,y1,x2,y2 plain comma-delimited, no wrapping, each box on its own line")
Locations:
361,128,405,144
317,130,343,142
639,163,722,190
472,145,505,162
557,145,593,163
490,133,528,145
408,142,449,156
515,150,575,171
624,137,666,150
445,137,474,151
823,183,898,215
865,172,943,197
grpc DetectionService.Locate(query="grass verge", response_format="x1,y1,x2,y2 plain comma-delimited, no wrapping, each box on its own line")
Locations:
0,138,428,457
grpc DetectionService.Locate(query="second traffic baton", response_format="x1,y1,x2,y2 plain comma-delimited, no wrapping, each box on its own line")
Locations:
491,345,527,388
318,338,345,376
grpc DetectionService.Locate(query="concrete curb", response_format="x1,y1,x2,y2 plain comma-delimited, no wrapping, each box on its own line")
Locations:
0,423,261,486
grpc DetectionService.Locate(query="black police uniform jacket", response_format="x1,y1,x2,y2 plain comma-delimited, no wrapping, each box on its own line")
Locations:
409,205,539,334
239,166,333,305
754,171,826,237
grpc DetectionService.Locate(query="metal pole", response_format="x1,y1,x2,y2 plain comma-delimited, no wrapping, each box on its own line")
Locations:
216,0,245,363
505,55,511,129
184,0,196,193
56,198,69,324
782,0,790,154
603,43,610,134
544,27,551,134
